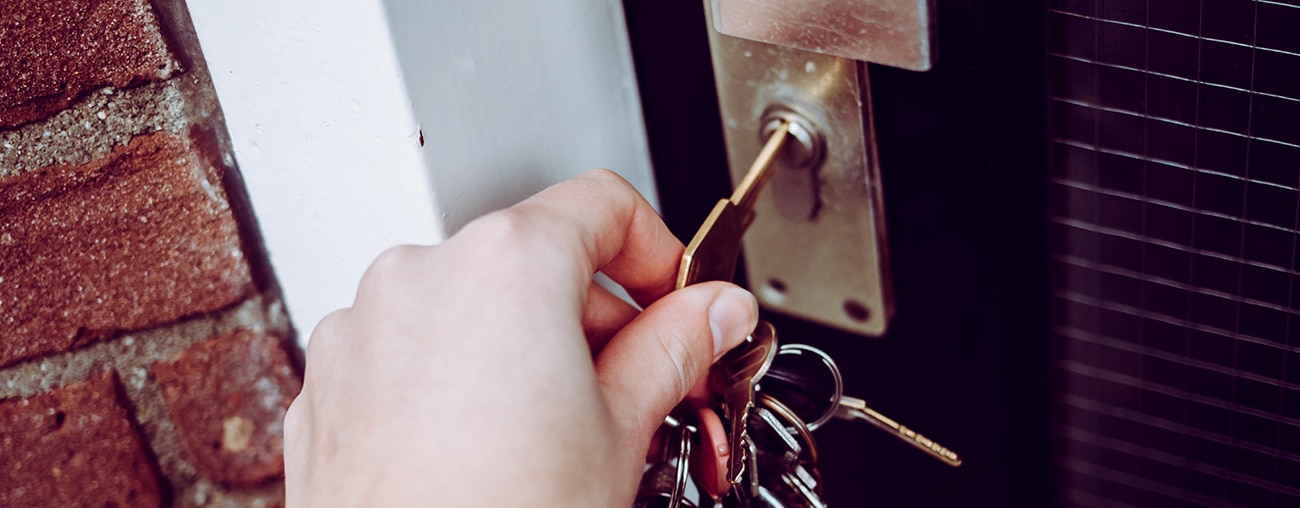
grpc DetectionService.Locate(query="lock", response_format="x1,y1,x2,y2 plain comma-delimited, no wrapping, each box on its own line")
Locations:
760,106,825,222
703,0,900,336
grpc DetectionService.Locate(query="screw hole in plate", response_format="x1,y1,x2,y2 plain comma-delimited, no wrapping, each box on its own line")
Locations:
760,278,789,305
843,299,870,322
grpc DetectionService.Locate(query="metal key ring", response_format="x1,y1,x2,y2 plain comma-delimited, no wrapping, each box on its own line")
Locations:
757,393,820,467
757,393,824,497
663,415,694,508
774,344,843,431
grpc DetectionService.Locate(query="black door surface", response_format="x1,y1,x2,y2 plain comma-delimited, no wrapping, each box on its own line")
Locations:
623,0,1300,506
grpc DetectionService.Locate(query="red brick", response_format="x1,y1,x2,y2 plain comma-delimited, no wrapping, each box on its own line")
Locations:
154,329,301,487
0,0,181,128
0,131,253,367
0,371,163,507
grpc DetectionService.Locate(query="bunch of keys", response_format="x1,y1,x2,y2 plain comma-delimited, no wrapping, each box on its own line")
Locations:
634,115,961,507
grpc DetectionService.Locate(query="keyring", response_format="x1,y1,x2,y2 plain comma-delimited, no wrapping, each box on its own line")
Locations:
664,414,694,507
757,393,820,467
768,343,844,431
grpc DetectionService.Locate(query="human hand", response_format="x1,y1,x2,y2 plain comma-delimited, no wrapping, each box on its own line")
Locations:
284,169,758,506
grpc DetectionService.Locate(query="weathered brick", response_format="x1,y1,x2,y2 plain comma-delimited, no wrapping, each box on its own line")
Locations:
0,130,253,367
154,329,301,487
0,0,181,128
0,371,163,507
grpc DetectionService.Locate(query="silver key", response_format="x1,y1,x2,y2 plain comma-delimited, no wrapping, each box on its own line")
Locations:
753,406,801,457
779,471,827,508
709,320,778,496
744,435,760,498
755,486,786,508
753,393,826,506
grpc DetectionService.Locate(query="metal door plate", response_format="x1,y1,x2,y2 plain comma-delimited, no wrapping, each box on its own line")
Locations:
705,1,894,336
711,0,936,71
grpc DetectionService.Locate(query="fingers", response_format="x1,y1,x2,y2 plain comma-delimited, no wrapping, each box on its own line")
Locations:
594,282,758,441
509,169,683,306
582,280,640,355
283,395,310,505
288,308,353,507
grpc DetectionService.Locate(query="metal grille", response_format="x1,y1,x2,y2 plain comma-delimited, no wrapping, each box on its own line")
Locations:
1048,0,1300,506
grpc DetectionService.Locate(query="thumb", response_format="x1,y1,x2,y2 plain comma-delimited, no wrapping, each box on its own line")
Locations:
594,281,758,441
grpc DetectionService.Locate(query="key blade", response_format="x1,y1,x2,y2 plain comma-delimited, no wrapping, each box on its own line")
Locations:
835,395,963,467
676,120,790,290
752,407,801,456
713,321,779,488
676,199,743,289
730,120,790,215
744,435,760,496
724,391,753,485
781,471,828,508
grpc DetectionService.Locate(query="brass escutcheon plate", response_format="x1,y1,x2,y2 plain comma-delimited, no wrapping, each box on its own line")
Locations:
704,0,894,337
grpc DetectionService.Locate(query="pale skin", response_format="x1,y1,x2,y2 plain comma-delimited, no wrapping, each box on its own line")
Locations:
285,170,753,506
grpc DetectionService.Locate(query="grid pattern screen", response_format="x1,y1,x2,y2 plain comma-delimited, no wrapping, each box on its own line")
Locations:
1048,0,1300,506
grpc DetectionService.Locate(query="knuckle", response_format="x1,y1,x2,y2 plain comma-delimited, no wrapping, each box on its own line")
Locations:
459,209,544,256
364,244,421,281
283,396,307,444
582,168,636,197
463,209,528,242
357,244,428,301
583,167,623,184
305,308,349,363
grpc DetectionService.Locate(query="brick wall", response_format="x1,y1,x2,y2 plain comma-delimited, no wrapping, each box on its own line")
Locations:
1,1,301,506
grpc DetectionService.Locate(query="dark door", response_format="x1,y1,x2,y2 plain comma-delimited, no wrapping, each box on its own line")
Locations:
626,0,1300,507
624,1,1050,506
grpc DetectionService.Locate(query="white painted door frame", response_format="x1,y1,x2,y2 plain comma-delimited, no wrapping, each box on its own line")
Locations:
188,0,657,342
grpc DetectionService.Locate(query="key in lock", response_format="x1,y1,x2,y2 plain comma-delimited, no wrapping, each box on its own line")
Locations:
672,107,824,500
640,107,825,505
676,107,825,290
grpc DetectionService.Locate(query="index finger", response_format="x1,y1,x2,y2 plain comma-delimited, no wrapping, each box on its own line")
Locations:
510,169,683,306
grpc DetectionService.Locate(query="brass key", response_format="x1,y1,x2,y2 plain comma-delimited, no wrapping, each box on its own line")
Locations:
676,120,791,289
675,119,791,500
835,395,963,466
760,344,963,467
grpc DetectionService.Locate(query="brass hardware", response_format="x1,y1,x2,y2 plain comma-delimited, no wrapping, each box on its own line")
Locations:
710,0,937,71
835,395,963,467
761,106,825,222
730,121,790,224
677,121,791,290
704,0,894,336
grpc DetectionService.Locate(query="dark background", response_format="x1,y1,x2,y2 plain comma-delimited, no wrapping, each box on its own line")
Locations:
1044,1,1300,507
622,1,1051,506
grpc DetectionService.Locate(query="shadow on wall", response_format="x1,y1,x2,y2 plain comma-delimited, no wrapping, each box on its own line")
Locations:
380,0,658,234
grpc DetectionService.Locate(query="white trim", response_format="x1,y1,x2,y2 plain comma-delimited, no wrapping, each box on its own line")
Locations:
189,0,656,343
